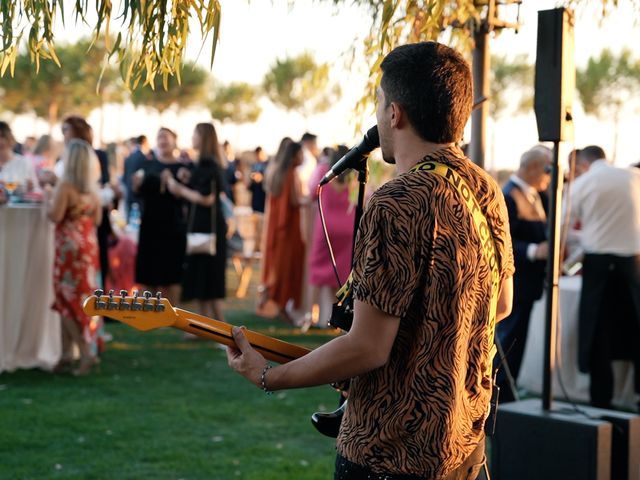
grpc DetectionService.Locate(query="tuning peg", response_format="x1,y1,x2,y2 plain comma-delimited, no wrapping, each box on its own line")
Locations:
143,290,154,311
131,290,142,311
94,289,106,310
119,290,130,310
155,292,165,312
108,290,118,310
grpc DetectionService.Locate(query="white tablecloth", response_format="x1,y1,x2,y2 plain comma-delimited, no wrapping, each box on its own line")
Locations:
519,276,637,408
0,204,61,373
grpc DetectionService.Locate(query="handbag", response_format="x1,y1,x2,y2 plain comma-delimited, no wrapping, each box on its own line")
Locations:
186,178,217,256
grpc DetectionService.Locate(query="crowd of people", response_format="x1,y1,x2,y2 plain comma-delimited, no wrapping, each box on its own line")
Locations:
0,116,359,374
2,39,640,479
496,144,640,413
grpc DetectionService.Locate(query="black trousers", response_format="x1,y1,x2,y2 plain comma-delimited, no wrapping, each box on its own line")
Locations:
580,254,640,408
334,439,486,480
495,297,537,403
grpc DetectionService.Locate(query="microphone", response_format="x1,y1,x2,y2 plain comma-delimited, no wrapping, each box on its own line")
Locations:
318,126,379,186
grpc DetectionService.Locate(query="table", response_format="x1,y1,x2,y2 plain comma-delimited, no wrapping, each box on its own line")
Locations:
0,204,61,373
519,276,637,409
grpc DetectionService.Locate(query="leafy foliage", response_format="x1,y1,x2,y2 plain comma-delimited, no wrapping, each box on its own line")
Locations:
0,38,122,125
0,0,221,90
490,54,533,118
209,82,262,124
263,52,341,118
576,48,640,160
576,48,640,118
332,0,640,129
130,62,209,113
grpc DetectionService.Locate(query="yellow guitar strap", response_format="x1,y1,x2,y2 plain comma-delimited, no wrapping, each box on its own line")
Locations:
336,159,501,377
411,160,501,376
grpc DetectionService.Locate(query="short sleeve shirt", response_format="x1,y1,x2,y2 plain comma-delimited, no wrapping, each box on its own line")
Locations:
336,146,514,478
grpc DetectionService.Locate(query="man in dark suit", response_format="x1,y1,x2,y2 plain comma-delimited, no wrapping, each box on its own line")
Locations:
496,145,551,403
122,135,152,221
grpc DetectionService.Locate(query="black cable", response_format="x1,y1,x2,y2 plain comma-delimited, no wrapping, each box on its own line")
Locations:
317,185,343,288
495,337,520,402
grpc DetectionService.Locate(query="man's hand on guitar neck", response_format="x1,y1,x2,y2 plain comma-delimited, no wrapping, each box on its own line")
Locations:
226,300,400,392
226,326,267,388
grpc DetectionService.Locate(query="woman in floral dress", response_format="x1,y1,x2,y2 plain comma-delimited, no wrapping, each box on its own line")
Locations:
47,139,102,376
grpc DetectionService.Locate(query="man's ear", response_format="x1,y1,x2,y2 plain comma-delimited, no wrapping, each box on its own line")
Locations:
390,102,404,129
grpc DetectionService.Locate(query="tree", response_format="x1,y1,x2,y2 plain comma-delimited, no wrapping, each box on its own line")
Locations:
490,54,533,119
263,52,341,118
0,0,221,89
0,38,122,130
130,62,210,113
0,1,633,91
486,54,533,170
576,48,640,161
209,82,262,124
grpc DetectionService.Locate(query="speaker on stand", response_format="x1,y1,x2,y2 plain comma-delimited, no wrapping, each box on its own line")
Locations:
491,8,639,480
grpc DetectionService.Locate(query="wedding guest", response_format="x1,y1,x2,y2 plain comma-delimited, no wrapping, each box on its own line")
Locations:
47,140,102,376
569,146,640,411
122,135,153,220
0,121,39,192
248,146,269,253
61,116,114,289
259,139,308,324
134,127,188,306
28,134,57,173
168,123,227,321
496,145,551,402
307,145,355,328
299,132,319,192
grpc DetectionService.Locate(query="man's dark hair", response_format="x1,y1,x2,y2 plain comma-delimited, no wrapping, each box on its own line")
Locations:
136,135,147,145
300,132,317,143
579,145,606,163
380,42,473,144
0,121,15,146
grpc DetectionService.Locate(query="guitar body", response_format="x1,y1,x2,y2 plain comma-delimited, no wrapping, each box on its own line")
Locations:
82,290,310,364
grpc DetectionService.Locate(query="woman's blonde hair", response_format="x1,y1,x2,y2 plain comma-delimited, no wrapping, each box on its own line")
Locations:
62,139,98,193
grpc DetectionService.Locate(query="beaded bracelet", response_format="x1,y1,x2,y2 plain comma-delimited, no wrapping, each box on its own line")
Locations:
260,363,273,395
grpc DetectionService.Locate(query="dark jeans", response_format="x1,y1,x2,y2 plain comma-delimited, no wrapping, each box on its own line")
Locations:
334,439,486,480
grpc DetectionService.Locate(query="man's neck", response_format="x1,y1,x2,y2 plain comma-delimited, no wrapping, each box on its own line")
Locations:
394,136,455,174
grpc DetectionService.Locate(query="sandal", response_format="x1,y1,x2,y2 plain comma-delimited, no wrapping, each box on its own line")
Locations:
52,358,74,374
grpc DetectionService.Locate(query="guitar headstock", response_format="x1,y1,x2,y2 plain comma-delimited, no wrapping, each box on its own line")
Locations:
82,289,178,331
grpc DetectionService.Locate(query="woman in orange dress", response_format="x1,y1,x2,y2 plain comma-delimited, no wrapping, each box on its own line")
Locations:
47,140,102,376
260,140,308,323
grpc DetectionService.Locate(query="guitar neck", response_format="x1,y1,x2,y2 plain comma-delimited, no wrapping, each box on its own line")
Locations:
173,308,311,364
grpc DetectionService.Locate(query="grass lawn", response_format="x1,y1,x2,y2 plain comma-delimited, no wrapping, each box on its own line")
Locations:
0,272,340,480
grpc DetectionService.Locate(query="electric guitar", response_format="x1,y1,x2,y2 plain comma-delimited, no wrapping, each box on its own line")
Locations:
84,289,343,438
82,289,311,364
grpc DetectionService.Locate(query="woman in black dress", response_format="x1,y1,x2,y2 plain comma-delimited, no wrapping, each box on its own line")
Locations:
134,128,189,305
167,123,227,321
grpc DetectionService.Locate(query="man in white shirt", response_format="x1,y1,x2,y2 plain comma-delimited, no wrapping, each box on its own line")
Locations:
568,145,640,410
497,145,551,402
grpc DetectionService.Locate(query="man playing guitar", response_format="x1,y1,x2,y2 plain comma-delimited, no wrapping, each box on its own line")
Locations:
226,42,514,480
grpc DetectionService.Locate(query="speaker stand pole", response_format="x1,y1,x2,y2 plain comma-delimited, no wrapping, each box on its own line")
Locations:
542,141,563,411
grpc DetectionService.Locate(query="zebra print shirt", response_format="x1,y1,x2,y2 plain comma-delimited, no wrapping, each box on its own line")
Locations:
336,145,515,478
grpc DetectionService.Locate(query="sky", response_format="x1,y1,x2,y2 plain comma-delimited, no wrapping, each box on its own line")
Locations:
5,0,640,170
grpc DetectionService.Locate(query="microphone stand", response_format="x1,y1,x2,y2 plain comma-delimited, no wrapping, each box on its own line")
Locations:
352,161,368,262
311,157,370,438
